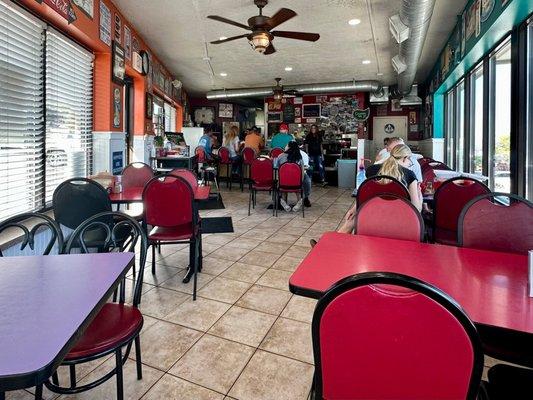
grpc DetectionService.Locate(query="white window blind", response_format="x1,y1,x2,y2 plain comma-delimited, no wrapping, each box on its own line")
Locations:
0,1,45,220
45,29,94,202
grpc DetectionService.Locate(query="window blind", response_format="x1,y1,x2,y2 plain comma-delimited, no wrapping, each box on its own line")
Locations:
45,29,94,202
0,0,45,220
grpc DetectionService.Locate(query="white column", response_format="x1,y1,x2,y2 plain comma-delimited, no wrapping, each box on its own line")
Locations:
92,132,126,174
418,138,445,162
132,134,154,164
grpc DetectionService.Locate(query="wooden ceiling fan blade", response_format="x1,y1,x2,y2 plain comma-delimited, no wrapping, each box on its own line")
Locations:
207,15,251,30
267,8,297,29
272,31,320,42
211,34,249,44
264,43,276,55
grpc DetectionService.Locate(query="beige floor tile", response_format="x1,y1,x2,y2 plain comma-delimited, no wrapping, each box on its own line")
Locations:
227,237,263,250
281,296,317,324
255,269,292,291
169,334,254,394
238,250,280,268
138,265,183,286
236,285,292,315
156,250,191,269
139,287,189,319
293,236,314,248
260,318,314,364
220,262,267,283
60,357,164,400
159,271,215,295
254,241,292,255
212,245,250,262
202,234,237,246
271,255,304,273
228,350,314,400
165,297,232,331
198,277,252,304
266,232,300,245
283,245,311,259
135,320,202,371
240,229,274,240
201,257,235,276
142,374,224,400
281,226,310,236
208,306,276,347
6,390,34,400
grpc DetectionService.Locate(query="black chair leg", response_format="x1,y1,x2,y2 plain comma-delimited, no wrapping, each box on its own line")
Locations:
52,371,59,386
135,336,143,380
115,349,124,400
151,244,156,274
69,364,76,388
198,235,203,272
34,384,43,400
192,238,199,301
248,189,252,216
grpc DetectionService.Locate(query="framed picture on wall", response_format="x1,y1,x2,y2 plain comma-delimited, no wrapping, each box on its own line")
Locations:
302,103,321,118
267,112,282,122
111,41,125,85
218,103,233,118
146,93,153,119
72,0,94,19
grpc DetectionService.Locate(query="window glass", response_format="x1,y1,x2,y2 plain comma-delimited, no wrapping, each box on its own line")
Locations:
470,66,484,174
527,21,533,200
456,80,466,171
445,89,456,169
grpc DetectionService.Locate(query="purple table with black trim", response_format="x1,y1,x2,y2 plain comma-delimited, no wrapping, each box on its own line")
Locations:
0,252,135,397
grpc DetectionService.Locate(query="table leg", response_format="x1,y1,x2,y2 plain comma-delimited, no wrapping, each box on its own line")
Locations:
0,391,5,400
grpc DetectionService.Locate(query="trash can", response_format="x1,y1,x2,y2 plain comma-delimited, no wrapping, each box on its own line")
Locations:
337,159,358,189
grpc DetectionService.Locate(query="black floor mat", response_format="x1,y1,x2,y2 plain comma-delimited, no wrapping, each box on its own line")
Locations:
201,217,234,234
197,194,225,210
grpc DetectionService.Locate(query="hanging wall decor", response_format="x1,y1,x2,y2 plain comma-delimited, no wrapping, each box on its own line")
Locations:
112,41,125,85
99,1,112,46
146,93,154,119
114,13,122,43
35,0,77,23
124,25,132,61
72,0,93,19
113,87,121,128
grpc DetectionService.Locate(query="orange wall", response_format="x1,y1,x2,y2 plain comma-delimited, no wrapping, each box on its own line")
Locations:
15,0,183,136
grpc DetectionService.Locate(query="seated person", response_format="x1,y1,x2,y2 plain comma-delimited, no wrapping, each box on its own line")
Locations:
270,123,294,150
198,131,216,159
375,137,422,182
223,126,242,175
244,126,264,154
375,137,390,163
337,143,422,234
275,141,312,212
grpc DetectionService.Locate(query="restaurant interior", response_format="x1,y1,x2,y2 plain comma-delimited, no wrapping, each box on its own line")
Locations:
1,0,533,399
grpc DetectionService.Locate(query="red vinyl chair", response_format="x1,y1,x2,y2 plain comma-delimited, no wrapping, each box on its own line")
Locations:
458,192,533,254
311,272,484,400
269,147,284,158
195,146,218,188
417,157,434,168
277,162,304,217
432,177,490,245
45,212,148,400
355,195,424,242
248,157,275,216
122,162,154,189
240,146,257,192
217,147,234,190
458,193,533,368
356,175,409,209
143,174,201,298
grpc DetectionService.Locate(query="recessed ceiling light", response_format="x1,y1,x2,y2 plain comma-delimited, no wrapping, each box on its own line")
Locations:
220,72,227,77
362,60,371,65
284,66,293,71
377,72,384,76
219,36,227,41
348,18,361,26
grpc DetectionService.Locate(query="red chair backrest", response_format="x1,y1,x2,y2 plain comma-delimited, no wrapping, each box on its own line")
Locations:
434,178,490,234
195,146,207,163
418,157,434,168
270,147,284,158
143,175,195,228
242,147,257,165
313,272,483,400
355,196,424,242
278,162,302,189
170,168,198,190
250,157,274,186
357,176,409,209
218,146,231,163
121,162,154,189
458,193,533,254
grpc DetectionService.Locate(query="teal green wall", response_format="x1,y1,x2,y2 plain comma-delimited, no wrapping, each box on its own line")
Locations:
426,0,533,139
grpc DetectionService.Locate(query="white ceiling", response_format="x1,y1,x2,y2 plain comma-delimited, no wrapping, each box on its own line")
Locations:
113,0,468,96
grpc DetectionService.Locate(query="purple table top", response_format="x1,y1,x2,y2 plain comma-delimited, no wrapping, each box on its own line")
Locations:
0,252,134,391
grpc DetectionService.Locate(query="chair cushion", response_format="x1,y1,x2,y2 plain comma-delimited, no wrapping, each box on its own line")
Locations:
279,187,301,193
148,224,196,241
434,227,457,245
195,186,211,200
253,183,273,190
65,304,143,360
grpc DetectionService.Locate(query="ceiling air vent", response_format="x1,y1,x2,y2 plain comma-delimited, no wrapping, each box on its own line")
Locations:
400,84,422,106
389,14,409,44
370,86,389,104
392,55,407,74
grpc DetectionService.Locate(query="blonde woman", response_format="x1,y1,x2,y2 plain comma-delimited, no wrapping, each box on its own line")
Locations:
223,126,242,175
337,144,422,234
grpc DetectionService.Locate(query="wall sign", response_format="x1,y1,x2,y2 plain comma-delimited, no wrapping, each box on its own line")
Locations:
218,103,234,118
132,52,143,73
283,103,295,123
99,1,112,46
111,41,125,85
35,0,77,23
353,108,370,122
267,112,282,122
114,13,122,43
123,25,132,61
112,151,123,175
384,124,395,134
72,0,92,19
302,103,321,118
146,93,154,119
113,87,121,128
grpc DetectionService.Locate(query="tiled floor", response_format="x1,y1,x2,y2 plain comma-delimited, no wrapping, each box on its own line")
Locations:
6,185,503,399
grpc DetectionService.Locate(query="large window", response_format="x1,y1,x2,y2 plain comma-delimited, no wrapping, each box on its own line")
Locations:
489,40,512,192
445,89,456,170
0,0,93,220
527,20,533,200
470,65,484,174
456,80,466,172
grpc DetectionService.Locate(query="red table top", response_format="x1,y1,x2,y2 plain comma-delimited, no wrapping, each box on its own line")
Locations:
290,232,532,334
109,185,211,203
0,252,134,390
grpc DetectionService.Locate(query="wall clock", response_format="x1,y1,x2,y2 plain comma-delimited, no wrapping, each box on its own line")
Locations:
218,102,233,118
139,50,150,76
194,107,215,124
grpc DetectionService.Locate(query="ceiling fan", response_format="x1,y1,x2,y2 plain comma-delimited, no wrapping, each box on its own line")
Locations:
272,78,296,100
207,0,320,55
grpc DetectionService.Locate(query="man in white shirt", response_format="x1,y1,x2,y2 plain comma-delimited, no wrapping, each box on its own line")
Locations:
375,137,391,163
374,137,423,182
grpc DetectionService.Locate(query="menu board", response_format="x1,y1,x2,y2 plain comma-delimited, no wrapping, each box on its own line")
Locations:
283,104,295,123
302,104,321,118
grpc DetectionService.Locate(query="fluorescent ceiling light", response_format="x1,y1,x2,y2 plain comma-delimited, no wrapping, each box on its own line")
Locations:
219,36,227,41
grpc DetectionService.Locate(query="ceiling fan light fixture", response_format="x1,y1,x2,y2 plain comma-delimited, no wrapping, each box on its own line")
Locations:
273,91,283,100
250,32,271,53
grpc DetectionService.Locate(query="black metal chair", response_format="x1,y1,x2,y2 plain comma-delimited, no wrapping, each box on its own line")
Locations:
0,212,63,257
45,211,148,400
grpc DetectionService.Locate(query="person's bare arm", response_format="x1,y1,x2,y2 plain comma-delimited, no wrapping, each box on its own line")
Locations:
409,181,422,211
